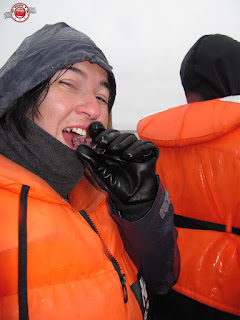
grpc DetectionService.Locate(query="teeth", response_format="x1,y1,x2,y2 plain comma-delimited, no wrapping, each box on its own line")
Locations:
64,128,86,136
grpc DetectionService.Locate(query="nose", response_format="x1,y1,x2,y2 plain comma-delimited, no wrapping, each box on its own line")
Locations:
75,93,101,119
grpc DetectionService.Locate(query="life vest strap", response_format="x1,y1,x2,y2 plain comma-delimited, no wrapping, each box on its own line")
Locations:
174,214,240,236
18,185,30,320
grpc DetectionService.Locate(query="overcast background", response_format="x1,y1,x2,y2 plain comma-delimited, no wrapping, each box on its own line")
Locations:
1,0,240,130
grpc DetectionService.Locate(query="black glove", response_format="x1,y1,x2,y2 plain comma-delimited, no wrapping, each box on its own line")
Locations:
76,122,159,217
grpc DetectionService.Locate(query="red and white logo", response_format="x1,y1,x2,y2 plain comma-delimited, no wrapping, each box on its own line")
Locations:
11,3,30,22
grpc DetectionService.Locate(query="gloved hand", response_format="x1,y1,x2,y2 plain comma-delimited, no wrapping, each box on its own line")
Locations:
76,122,159,212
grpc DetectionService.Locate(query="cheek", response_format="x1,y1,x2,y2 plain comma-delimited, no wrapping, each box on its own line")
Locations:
99,108,109,128
36,94,69,124
33,97,62,133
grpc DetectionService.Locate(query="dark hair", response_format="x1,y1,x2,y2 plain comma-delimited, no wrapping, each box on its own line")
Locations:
1,79,51,138
1,67,74,138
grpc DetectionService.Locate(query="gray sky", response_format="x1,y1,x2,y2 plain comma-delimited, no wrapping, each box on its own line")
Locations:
1,0,240,130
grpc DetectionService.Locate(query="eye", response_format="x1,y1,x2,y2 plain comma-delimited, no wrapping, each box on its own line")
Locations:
96,96,108,105
59,80,75,88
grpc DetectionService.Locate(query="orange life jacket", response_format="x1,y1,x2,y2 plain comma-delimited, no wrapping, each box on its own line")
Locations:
0,154,143,319
137,96,240,316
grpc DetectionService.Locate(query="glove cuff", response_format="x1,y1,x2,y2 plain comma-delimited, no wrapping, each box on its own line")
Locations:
110,198,154,222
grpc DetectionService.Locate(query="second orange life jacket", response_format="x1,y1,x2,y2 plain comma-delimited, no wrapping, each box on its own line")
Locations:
137,96,240,316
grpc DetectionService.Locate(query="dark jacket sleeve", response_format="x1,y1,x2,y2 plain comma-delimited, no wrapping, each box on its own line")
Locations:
109,181,180,295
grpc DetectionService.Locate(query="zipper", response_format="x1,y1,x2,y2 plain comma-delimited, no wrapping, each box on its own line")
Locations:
79,210,128,303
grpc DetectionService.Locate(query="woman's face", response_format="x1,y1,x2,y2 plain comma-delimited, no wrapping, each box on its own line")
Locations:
32,61,110,150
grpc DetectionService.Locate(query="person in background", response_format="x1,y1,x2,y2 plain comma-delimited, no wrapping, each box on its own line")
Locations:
0,22,179,320
137,34,240,319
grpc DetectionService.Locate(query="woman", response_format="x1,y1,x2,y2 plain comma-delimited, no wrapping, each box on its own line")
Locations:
0,22,179,320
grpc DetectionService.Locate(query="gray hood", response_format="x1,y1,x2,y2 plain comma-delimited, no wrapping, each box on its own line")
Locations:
0,22,116,117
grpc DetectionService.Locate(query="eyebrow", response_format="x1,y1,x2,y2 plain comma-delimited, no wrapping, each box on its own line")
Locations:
68,66,110,90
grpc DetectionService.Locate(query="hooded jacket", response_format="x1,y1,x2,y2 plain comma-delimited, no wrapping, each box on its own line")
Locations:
0,23,179,319
0,22,116,115
138,33,240,316
180,34,240,101
138,96,240,316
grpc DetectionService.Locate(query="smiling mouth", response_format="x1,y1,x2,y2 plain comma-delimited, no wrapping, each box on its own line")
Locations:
62,127,91,150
